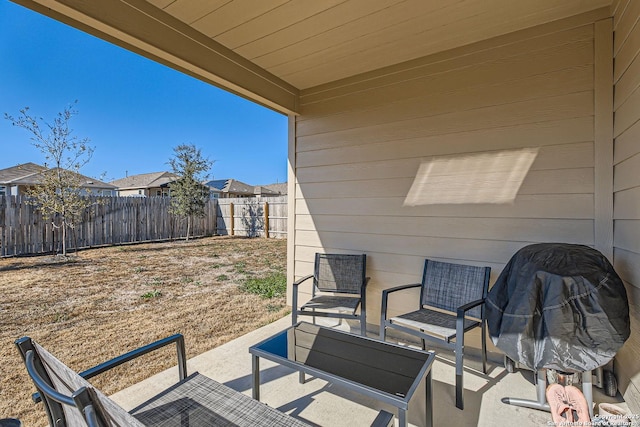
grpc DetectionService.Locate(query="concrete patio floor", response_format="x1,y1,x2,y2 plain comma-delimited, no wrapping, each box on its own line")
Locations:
111,315,631,426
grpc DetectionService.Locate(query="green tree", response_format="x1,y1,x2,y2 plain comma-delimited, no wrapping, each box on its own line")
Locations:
168,144,213,241
5,102,95,256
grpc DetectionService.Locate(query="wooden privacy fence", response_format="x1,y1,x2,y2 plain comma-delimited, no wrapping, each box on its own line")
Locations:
215,196,287,239
0,195,287,257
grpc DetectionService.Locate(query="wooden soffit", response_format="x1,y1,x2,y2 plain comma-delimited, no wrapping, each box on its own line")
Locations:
11,0,612,115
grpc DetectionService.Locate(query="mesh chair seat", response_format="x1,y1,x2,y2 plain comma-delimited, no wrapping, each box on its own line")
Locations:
301,295,361,313
391,308,480,341
132,373,308,426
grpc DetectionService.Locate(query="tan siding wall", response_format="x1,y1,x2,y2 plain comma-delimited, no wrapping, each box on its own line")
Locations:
613,0,640,412
293,15,599,338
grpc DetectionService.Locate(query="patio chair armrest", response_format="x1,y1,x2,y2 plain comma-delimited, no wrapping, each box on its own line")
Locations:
292,274,314,325
456,298,485,318
292,274,313,287
382,282,422,298
381,283,422,323
360,277,371,293
79,333,187,382
370,409,395,427
25,350,76,406
32,334,187,404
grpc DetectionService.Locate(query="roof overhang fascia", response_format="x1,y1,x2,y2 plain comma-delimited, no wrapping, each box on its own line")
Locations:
11,0,300,115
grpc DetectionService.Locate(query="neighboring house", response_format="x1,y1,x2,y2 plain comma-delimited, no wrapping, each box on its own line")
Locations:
110,171,178,197
0,162,116,196
0,163,46,196
205,179,281,198
260,182,287,196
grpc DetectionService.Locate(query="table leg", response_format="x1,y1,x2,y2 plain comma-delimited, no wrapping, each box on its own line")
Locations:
398,409,407,427
426,370,433,427
252,355,260,400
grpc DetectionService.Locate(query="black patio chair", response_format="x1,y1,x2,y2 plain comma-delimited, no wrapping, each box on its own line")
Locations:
292,253,369,336
380,259,491,410
15,334,394,427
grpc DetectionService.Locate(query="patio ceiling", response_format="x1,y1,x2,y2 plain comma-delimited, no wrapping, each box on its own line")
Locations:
12,0,612,114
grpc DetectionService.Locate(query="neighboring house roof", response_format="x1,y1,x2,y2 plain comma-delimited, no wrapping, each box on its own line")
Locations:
0,163,48,183
206,179,254,196
252,185,281,196
261,183,287,196
205,179,281,196
205,179,228,193
0,163,115,189
110,171,178,190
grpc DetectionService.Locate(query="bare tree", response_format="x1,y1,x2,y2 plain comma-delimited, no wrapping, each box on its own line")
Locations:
168,144,213,241
5,102,95,256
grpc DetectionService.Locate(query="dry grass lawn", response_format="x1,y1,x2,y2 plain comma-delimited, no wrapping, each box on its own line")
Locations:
0,236,289,426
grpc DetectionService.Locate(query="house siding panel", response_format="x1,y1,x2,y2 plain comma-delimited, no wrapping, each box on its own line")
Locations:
292,15,598,349
614,1,640,411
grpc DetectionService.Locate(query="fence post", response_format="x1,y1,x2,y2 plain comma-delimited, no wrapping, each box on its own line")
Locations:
264,201,269,238
0,195,5,256
230,202,234,236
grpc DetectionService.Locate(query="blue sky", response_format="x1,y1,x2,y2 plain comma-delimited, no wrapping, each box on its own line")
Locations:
0,0,288,185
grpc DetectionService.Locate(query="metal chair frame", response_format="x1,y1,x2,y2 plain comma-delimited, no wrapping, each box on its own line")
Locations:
16,334,394,427
292,253,369,336
379,259,491,410
15,334,186,427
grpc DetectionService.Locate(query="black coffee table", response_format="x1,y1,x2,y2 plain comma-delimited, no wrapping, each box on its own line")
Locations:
249,322,435,427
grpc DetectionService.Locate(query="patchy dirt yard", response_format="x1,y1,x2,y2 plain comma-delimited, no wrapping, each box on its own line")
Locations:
0,236,288,426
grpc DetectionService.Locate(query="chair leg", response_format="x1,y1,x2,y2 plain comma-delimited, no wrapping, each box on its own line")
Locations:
481,322,487,374
421,338,426,351
379,313,386,341
291,286,298,325
360,310,367,336
379,291,387,341
455,311,466,410
455,336,464,410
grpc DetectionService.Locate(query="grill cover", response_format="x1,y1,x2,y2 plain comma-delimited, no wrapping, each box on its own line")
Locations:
486,243,630,372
